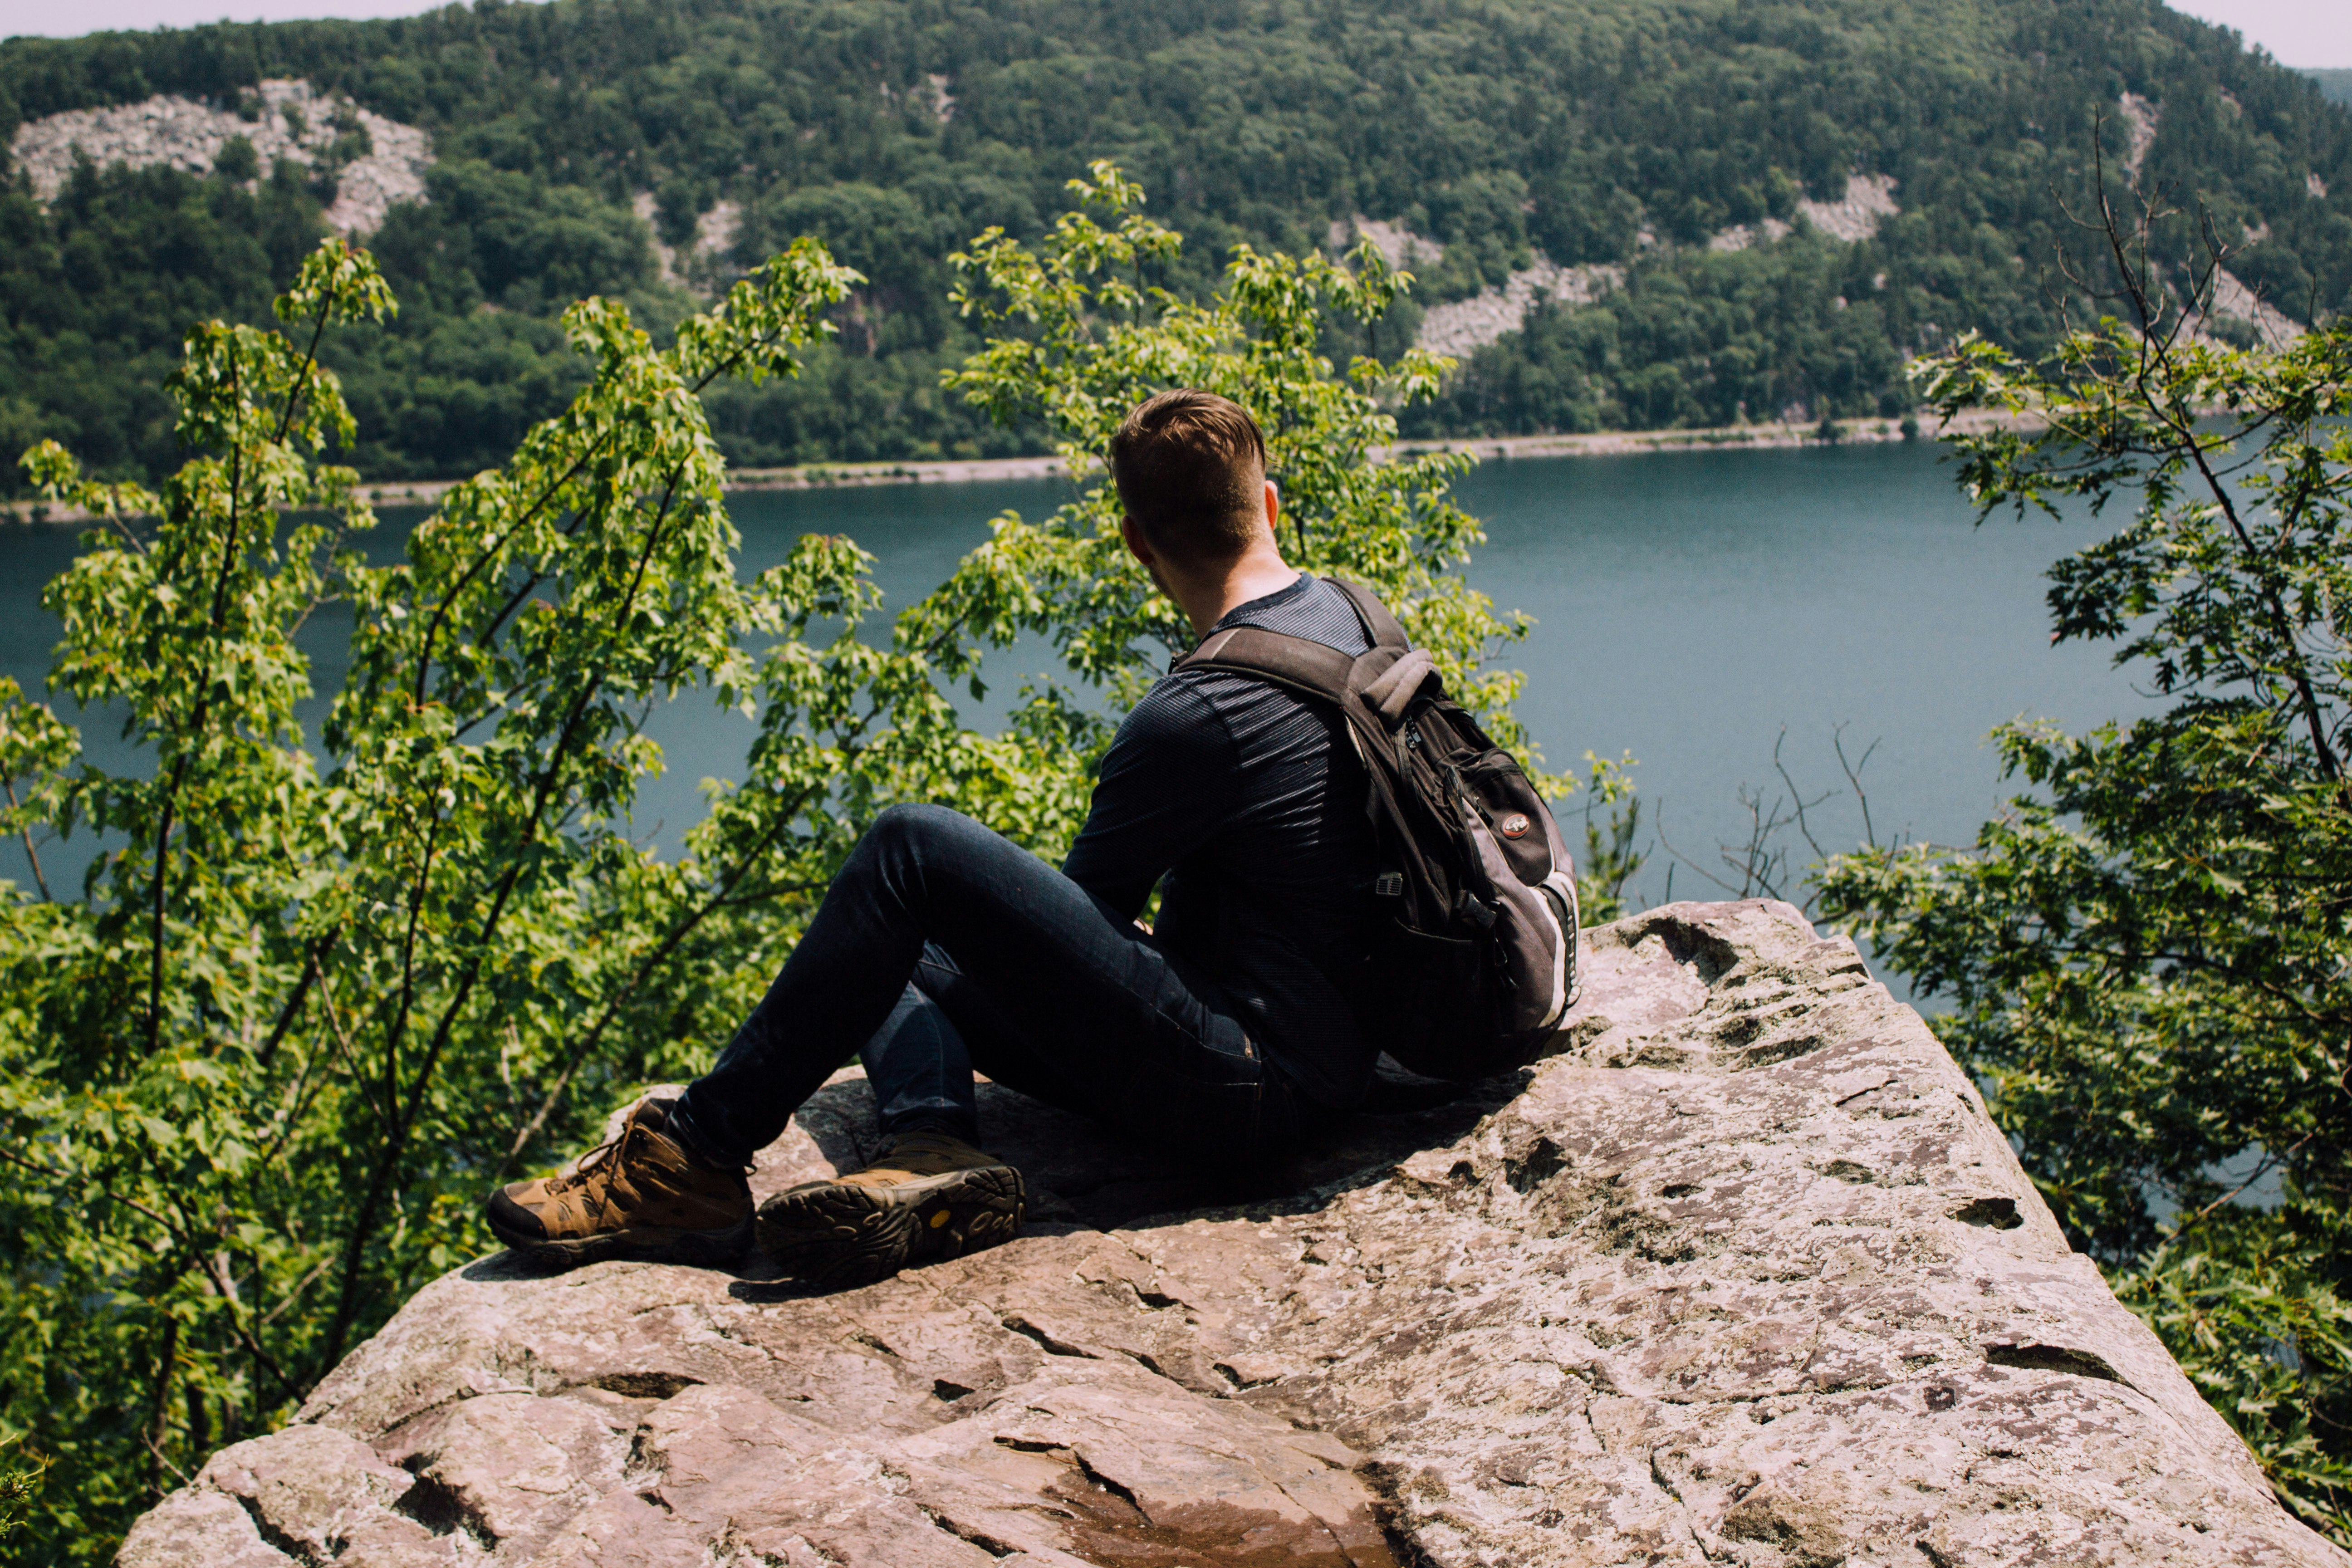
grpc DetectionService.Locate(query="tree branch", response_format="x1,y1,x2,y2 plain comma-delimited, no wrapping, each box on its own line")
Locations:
2,776,52,902
324,465,687,1367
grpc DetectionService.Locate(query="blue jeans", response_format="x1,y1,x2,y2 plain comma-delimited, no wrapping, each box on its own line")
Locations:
671,804,1315,1170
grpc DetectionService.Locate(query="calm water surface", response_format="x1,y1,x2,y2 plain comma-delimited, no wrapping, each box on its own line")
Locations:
1452,442,2139,903
1,441,2139,915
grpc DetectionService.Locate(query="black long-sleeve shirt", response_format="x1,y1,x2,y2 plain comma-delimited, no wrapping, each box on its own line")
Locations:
1061,573,1379,1107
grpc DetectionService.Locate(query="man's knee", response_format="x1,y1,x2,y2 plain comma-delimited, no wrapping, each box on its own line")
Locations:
866,802,980,860
858,804,1006,892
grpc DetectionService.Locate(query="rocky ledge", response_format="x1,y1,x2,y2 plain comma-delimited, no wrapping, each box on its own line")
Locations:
119,901,2349,1567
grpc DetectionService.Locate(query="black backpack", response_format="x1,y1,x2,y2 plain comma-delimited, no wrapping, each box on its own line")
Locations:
1176,578,1580,1082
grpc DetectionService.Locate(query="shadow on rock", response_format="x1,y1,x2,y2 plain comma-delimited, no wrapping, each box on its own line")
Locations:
971,1063,1525,1233
117,902,2352,1568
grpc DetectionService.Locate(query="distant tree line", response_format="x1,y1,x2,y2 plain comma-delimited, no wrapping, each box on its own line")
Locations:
2,0,2348,492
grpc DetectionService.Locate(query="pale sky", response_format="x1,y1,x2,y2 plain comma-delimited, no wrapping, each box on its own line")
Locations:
2,0,2345,65
1,0,480,39
2164,0,2347,67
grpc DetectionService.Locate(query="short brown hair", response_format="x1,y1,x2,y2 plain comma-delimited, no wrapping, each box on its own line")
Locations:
1107,389,1268,566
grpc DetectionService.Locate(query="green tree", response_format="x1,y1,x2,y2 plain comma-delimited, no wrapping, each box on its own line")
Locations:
0,165,1593,1559
0,1438,42,1541
0,229,873,1560
1819,192,2352,1539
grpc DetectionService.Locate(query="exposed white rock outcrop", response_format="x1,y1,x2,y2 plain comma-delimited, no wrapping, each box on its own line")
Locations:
1340,176,1900,364
1709,216,1793,252
1795,172,1901,243
1416,259,1624,359
632,191,742,294
2118,91,2161,185
1705,174,1900,254
1325,216,1620,360
925,72,958,124
115,900,2350,1567
1329,213,1446,270
2190,265,2306,348
877,73,957,124
8,78,431,233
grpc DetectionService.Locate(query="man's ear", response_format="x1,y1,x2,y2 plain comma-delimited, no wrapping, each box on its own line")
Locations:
1262,478,1280,536
1120,513,1155,568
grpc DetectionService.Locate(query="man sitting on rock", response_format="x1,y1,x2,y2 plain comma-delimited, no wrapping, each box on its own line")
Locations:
487,388,1380,1287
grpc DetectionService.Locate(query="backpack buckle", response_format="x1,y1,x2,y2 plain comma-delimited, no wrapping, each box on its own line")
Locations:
1374,872,1405,897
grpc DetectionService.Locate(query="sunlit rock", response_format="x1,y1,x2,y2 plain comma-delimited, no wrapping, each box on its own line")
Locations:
116,901,2349,1566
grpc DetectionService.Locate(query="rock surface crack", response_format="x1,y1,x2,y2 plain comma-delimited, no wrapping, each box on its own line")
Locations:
393,1469,500,1550
918,1504,1020,1558
225,1491,313,1565
1981,1342,2125,1383
999,1314,1098,1358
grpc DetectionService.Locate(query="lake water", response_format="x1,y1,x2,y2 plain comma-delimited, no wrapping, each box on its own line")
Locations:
0,440,2141,925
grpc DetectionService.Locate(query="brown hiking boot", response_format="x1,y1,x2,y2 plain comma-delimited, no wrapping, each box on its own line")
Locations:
486,1098,753,1269
757,1130,1024,1289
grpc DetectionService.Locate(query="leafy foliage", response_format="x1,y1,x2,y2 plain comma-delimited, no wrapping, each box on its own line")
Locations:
0,167,1577,1559
1818,188,2352,1537
4,0,2349,492
0,226,884,1555
0,1437,40,1541
930,161,1543,753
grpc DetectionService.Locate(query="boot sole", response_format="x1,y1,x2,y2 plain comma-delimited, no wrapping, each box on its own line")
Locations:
757,1164,1025,1290
486,1212,754,1271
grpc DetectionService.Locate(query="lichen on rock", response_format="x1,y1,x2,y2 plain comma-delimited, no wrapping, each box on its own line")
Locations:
116,900,2352,1566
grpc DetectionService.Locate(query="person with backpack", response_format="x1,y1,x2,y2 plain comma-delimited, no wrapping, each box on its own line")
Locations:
484,388,1575,1288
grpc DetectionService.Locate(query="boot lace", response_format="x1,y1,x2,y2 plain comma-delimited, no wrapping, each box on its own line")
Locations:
547,1106,751,1210
547,1122,642,1218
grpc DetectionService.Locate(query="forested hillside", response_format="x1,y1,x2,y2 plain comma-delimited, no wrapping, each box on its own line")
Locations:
3,0,2348,490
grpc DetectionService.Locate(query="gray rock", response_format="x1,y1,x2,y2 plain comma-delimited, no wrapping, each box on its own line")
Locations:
1415,258,1625,360
10,79,431,234
116,900,2350,1567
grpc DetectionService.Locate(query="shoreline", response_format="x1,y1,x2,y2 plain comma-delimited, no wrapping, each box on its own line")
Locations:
1390,410,2017,462
0,410,2026,524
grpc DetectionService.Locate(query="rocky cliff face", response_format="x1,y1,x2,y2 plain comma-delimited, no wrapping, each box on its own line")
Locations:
118,901,2349,1567
10,79,430,234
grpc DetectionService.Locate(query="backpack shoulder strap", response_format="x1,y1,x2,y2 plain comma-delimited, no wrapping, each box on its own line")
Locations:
1173,579,1419,707
1175,624,1361,704
1327,578,1411,651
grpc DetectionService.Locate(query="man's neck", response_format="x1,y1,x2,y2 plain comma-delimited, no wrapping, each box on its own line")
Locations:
1169,548,1302,640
